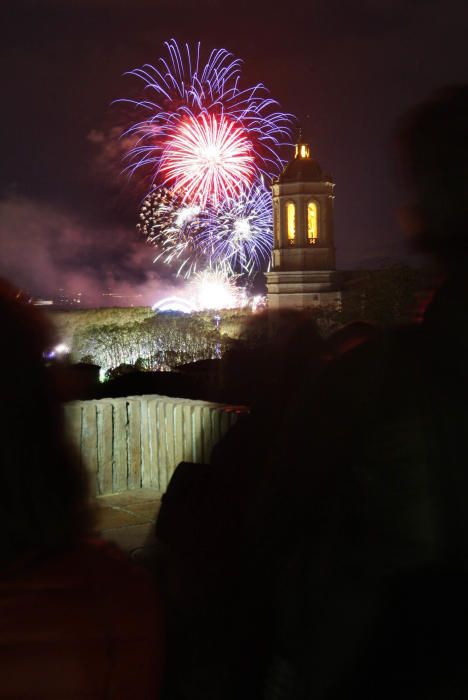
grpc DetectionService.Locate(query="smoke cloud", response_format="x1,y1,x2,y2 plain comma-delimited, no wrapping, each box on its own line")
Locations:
0,194,181,307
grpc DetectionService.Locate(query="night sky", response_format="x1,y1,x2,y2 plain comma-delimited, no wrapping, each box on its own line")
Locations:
1,0,467,305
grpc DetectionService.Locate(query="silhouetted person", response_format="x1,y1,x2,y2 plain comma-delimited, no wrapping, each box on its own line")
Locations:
327,320,380,359
263,86,468,699
152,310,328,700
0,279,164,699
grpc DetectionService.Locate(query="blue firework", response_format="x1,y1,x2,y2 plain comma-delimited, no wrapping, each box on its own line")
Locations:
206,182,273,275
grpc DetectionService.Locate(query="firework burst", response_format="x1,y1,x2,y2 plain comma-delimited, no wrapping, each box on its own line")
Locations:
137,188,210,277
189,268,245,310
160,113,255,206
121,39,292,205
207,182,273,275
138,182,273,277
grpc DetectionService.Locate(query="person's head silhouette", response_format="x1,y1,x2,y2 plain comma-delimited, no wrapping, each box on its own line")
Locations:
396,85,468,273
0,279,89,567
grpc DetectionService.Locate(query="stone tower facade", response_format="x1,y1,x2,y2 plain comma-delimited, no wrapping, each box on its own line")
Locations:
266,141,341,309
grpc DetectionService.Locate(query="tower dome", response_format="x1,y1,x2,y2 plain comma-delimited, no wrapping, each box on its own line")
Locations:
277,157,323,183
276,140,324,183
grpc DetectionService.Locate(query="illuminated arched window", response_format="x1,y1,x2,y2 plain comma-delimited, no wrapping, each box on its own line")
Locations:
286,202,296,245
307,201,318,244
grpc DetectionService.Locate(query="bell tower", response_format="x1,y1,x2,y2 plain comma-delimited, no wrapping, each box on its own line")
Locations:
266,137,341,309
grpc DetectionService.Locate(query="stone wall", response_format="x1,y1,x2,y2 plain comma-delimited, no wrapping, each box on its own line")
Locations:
65,394,245,496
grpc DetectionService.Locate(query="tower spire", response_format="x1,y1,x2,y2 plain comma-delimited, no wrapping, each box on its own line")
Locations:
294,127,310,159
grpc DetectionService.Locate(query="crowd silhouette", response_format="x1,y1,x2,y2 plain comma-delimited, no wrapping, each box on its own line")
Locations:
0,281,164,698
1,85,468,698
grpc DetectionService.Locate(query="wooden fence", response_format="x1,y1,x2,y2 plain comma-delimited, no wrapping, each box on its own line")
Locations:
65,394,245,495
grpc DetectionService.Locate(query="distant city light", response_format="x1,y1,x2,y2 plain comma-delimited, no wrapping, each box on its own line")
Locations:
43,342,70,360
32,299,54,306
54,343,70,355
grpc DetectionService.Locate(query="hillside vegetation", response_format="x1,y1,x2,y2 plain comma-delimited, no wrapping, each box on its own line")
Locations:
45,266,429,372
47,307,249,372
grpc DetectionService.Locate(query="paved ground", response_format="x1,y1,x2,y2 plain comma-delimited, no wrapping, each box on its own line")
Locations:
95,489,162,554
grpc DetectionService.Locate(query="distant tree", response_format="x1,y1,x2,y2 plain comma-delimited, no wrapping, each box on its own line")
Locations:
134,357,148,371
66,308,236,374
342,265,426,326
79,354,95,364
105,363,136,381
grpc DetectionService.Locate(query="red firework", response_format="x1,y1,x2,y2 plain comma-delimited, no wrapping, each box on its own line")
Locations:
160,113,255,207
